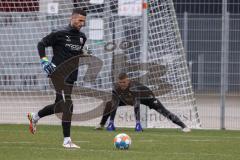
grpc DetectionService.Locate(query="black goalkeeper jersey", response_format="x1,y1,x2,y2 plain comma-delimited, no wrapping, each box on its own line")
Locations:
112,81,155,106
37,24,87,82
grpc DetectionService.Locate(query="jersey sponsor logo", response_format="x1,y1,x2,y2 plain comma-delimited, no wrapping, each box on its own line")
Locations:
65,43,82,51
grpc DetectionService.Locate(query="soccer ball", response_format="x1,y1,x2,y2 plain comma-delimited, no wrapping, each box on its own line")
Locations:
114,133,131,149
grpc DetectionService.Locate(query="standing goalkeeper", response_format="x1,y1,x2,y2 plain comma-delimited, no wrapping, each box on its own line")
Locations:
27,9,87,149
96,73,191,132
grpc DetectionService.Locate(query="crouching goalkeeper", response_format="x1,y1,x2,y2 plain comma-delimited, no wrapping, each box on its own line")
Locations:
95,73,191,132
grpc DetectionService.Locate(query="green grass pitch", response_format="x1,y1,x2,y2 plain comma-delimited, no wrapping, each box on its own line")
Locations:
0,124,239,160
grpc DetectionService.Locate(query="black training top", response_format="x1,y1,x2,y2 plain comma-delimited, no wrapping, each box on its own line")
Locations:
37,24,87,82
112,81,155,105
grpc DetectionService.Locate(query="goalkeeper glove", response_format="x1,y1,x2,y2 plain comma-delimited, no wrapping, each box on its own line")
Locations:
40,57,56,75
82,45,92,55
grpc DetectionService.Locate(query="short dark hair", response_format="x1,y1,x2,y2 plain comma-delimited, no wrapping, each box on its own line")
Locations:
72,8,87,16
118,73,129,80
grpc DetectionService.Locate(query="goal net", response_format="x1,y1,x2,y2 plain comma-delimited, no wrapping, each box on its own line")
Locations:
0,0,201,128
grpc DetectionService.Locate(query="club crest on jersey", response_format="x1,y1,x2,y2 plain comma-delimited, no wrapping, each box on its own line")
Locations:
66,35,71,42
80,37,84,44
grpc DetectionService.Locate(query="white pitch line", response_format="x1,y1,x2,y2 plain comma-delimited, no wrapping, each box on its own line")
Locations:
137,139,154,142
1,141,33,144
74,140,90,143
188,139,222,142
130,133,240,140
0,145,238,158
0,129,239,140
0,146,65,151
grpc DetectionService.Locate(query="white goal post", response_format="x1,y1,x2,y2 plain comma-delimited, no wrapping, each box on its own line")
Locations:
0,0,201,128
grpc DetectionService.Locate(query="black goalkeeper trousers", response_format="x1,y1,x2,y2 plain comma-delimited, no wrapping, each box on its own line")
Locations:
100,101,140,126
38,82,74,137
100,98,186,129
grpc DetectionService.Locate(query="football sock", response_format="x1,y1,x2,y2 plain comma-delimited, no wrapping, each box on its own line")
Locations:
63,137,71,144
38,104,55,118
62,121,71,137
109,120,114,124
33,113,40,122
